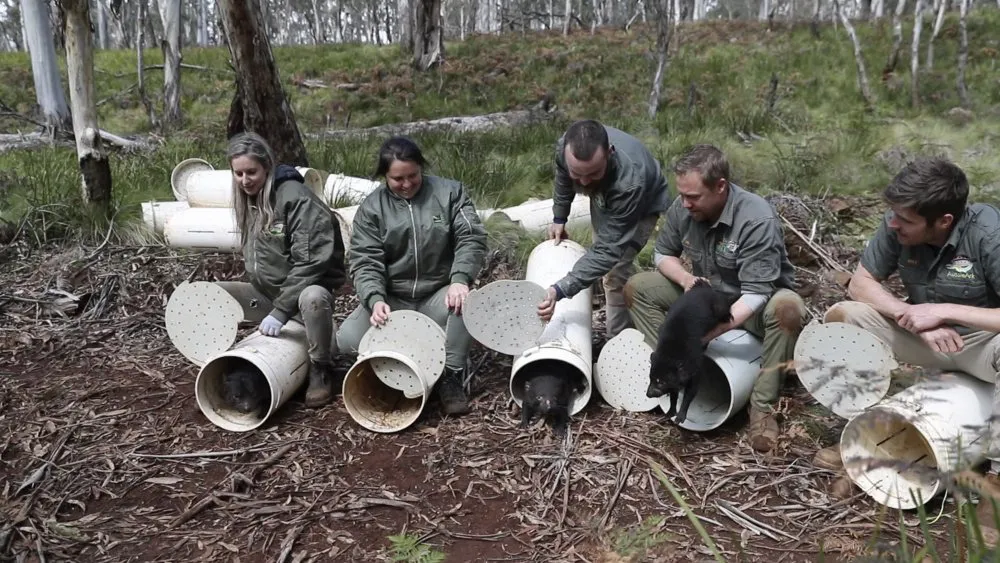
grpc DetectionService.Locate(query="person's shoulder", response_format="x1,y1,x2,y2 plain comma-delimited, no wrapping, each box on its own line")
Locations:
731,184,777,222
965,203,1000,243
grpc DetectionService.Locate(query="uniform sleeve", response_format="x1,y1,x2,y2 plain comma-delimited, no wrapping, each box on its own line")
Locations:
735,217,786,297
553,181,644,298
654,196,684,258
551,138,576,223
348,202,389,310
268,197,343,322
979,227,1000,295
449,184,489,285
859,211,901,281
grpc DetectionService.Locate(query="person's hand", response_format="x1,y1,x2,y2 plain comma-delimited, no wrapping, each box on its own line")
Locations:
537,286,557,322
445,283,470,315
258,315,284,337
370,302,391,327
683,274,710,291
547,223,567,245
896,303,948,334
918,326,964,354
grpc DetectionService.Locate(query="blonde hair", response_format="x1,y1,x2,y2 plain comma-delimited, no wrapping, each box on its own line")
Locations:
227,132,277,249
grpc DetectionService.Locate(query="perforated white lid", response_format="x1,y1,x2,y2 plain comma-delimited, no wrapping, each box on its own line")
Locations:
463,279,547,356
165,281,243,366
170,158,214,202
594,328,660,412
359,309,446,398
794,321,897,419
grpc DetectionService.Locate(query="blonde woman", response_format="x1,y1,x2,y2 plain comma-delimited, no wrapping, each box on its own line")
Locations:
216,132,348,408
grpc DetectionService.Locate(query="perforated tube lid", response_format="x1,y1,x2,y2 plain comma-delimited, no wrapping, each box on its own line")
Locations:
165,281,243,366
463,279,548,356
359,310,446,398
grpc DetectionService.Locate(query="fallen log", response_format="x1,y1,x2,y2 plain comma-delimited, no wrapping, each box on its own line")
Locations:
0,130,156,153
311,96,558,140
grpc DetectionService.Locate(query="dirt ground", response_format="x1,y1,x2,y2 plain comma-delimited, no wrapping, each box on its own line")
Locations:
0,194,963,563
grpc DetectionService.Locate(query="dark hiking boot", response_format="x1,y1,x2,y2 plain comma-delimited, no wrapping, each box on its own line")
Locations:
437,368,471,416
305,361,342,408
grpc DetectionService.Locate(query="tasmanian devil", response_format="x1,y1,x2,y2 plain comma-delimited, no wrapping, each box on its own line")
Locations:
519,359,586,436
221,360,271,418
647,278,736,424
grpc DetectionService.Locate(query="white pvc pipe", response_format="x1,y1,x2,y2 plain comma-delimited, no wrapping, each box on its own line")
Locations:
662,329,763,432
480,196,592,233
162,207,240,252
141,200,190,235
178,167,326,208
323,173,382,206
509,239,593,416
194,320,310,432
840,371,993,509
342,350,443,433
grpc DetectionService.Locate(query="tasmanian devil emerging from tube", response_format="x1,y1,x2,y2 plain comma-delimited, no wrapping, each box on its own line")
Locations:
221,359,271,418
647,279,735,424
518,359,585,436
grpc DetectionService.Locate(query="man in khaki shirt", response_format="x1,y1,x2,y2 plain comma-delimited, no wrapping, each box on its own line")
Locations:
625,144,809,452
816,158,1000,495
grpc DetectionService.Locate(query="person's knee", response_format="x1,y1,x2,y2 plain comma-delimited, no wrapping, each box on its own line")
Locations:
767,291,808,334
299,285,332,311
623,272,653,310
823,300,868,325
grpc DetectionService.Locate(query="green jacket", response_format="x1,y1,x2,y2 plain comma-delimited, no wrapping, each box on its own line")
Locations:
349,174,488,309
551,125,672,298
244,165,347,323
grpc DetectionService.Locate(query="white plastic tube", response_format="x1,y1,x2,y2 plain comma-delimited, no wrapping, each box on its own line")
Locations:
178,167,326,208
481,196,592,233
323,174,382,206
162,207,240,252
342,350,443,433
665,329,763,432
840,371,994,509
509,239,593,416
141,200,190,235
194,320,310,432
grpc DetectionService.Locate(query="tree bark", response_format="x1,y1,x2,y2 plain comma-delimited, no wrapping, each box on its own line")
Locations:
60,0,112,215
925,0,947,69
563,0,571,33
883,0,907,77
217,0,308,166
413,0,444,70
21,0,72,133
646,0,673,119
136,0,157,127
398,0,412,47
910,0,924,107
957,0,969,107
158,0,182,128
834,0,875,110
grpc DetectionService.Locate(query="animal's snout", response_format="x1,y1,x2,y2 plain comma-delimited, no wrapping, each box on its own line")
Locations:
646,380,666,398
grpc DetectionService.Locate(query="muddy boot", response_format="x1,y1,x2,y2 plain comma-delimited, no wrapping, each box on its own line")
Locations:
813,444,844,471
304,361,340,408
437,368,471,416
748,406,779,453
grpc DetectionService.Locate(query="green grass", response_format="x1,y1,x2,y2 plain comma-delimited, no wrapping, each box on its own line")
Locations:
386,533,447,563
1,10,999,244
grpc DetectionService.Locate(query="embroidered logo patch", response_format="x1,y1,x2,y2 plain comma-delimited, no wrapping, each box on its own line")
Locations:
432,214,445,224
268,222,285,236
944,256,977,280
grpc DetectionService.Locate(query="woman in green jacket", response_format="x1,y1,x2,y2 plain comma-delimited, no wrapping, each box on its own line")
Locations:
216,132,348,408
337,136,488,415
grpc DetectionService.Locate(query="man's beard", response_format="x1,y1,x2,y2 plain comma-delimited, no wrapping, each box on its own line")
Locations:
573,173,612,197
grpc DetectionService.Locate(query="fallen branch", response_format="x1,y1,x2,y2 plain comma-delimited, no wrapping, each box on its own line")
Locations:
311,96,558,140
779,215,850,273
0,130,154,153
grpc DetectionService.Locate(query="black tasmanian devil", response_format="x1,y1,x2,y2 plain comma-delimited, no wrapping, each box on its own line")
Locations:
221,360,271,418
647,278,736,424
519,359,586,436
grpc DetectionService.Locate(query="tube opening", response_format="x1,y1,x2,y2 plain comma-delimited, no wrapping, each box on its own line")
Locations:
673,359,732,431
842,409,940,509
510,358,588,407
343,357,426,433
196,356,273,430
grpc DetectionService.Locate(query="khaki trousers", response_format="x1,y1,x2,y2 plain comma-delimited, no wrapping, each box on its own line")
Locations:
597,214,661,339
624,271,809,411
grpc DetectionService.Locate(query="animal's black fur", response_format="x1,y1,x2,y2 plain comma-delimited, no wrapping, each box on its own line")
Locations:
518,359,585,436
647,279,736,423
222,361,271,418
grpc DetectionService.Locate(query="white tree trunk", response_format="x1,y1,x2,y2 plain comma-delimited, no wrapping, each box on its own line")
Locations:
925,0,947,69
884,0,907,74
834,0,874,109
95,0,108,48
310,0,323,42
459,3,465,39
398,0,411,44
910,0,924,107
21,0,71,132
158,0,182,126
563,0,571,33
197,0,208,45
61,0,113,213
647,0,673,118
957,0,969,106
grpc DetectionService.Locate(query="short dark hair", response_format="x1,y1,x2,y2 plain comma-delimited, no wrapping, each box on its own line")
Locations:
563,119,609,161
883,157,968,224
672,144,730,189
375,136,429,177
